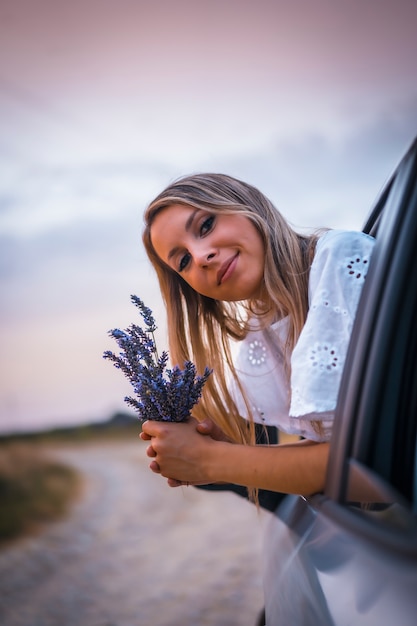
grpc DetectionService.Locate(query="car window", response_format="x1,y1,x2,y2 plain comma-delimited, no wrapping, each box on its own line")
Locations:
326,138,417,534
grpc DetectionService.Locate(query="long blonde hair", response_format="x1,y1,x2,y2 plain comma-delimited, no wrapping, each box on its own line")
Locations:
142,173,318,448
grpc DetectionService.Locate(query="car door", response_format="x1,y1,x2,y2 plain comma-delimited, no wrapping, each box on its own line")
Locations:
263,137,417,626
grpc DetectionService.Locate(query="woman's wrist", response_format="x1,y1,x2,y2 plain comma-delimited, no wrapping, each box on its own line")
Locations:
204,439,248,485
202,439,231,484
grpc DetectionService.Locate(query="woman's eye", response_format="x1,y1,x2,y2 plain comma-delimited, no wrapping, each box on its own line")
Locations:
178,252,191,272
200,215,214,236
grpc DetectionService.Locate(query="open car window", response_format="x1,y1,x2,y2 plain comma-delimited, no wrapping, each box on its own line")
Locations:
325,138,417,531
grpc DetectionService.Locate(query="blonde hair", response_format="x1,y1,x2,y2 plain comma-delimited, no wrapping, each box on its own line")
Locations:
142,173,318,449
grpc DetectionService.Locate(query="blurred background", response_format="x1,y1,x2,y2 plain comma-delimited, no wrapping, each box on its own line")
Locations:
1,0,417,435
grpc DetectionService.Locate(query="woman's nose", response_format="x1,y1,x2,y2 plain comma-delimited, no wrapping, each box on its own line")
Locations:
194,246,217,267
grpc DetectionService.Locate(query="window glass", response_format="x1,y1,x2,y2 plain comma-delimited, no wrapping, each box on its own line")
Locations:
344,160,417,519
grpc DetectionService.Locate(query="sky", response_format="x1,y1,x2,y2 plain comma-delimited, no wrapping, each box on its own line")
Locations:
0,0,416,433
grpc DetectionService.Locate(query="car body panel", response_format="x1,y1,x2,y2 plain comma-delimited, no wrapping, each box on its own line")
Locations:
264,495,417,625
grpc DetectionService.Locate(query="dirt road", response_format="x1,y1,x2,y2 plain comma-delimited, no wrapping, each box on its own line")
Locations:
0,440,268,626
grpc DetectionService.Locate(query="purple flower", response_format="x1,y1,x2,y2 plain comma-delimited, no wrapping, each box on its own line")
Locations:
103,295,211,422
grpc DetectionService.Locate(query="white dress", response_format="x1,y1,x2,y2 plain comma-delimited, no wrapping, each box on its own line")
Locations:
230,230,375,442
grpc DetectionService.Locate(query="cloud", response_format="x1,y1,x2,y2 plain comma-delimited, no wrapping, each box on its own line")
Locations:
203,95,417,230
0,152,173,235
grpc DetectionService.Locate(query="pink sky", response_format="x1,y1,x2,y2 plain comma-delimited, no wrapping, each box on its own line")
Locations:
0,0,416,432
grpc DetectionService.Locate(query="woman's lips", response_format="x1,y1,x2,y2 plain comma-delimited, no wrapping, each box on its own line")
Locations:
217,253,239,285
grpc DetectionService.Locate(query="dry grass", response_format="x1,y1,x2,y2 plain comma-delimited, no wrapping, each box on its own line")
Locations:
0,442,81,546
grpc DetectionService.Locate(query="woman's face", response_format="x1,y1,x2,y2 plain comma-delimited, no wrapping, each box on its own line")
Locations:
150,204,265,301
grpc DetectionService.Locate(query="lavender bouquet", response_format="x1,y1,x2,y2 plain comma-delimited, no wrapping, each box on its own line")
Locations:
103,295,212,422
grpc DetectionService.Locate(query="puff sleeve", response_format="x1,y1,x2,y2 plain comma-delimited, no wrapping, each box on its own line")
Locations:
288,229,375,441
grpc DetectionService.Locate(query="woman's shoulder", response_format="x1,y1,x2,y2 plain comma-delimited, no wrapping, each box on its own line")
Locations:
313,229,375,266
309,229,375,289
316,228,374,252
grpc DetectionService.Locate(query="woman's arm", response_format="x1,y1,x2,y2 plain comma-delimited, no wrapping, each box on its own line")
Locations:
141,419,330,496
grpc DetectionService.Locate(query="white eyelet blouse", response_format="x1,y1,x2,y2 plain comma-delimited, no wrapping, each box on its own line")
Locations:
230,229,375,442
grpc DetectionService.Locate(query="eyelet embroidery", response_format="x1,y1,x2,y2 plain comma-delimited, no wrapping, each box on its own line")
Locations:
319,289,330,307
248,339,267,366
332,306,348,316
252,406,266,422
346,256,369,281
309,344,339,371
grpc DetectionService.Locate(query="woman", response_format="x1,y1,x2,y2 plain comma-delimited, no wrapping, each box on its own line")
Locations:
140,173,375,496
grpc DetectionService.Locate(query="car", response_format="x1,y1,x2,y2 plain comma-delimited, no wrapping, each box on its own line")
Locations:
262,136,417,625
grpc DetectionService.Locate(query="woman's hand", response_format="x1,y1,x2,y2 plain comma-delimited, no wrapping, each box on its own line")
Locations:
140,417,230,486
140,417,228,445
140,418,220,486
195,417,231,442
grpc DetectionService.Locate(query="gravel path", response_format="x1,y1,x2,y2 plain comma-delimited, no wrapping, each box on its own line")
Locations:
0,440,268,626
